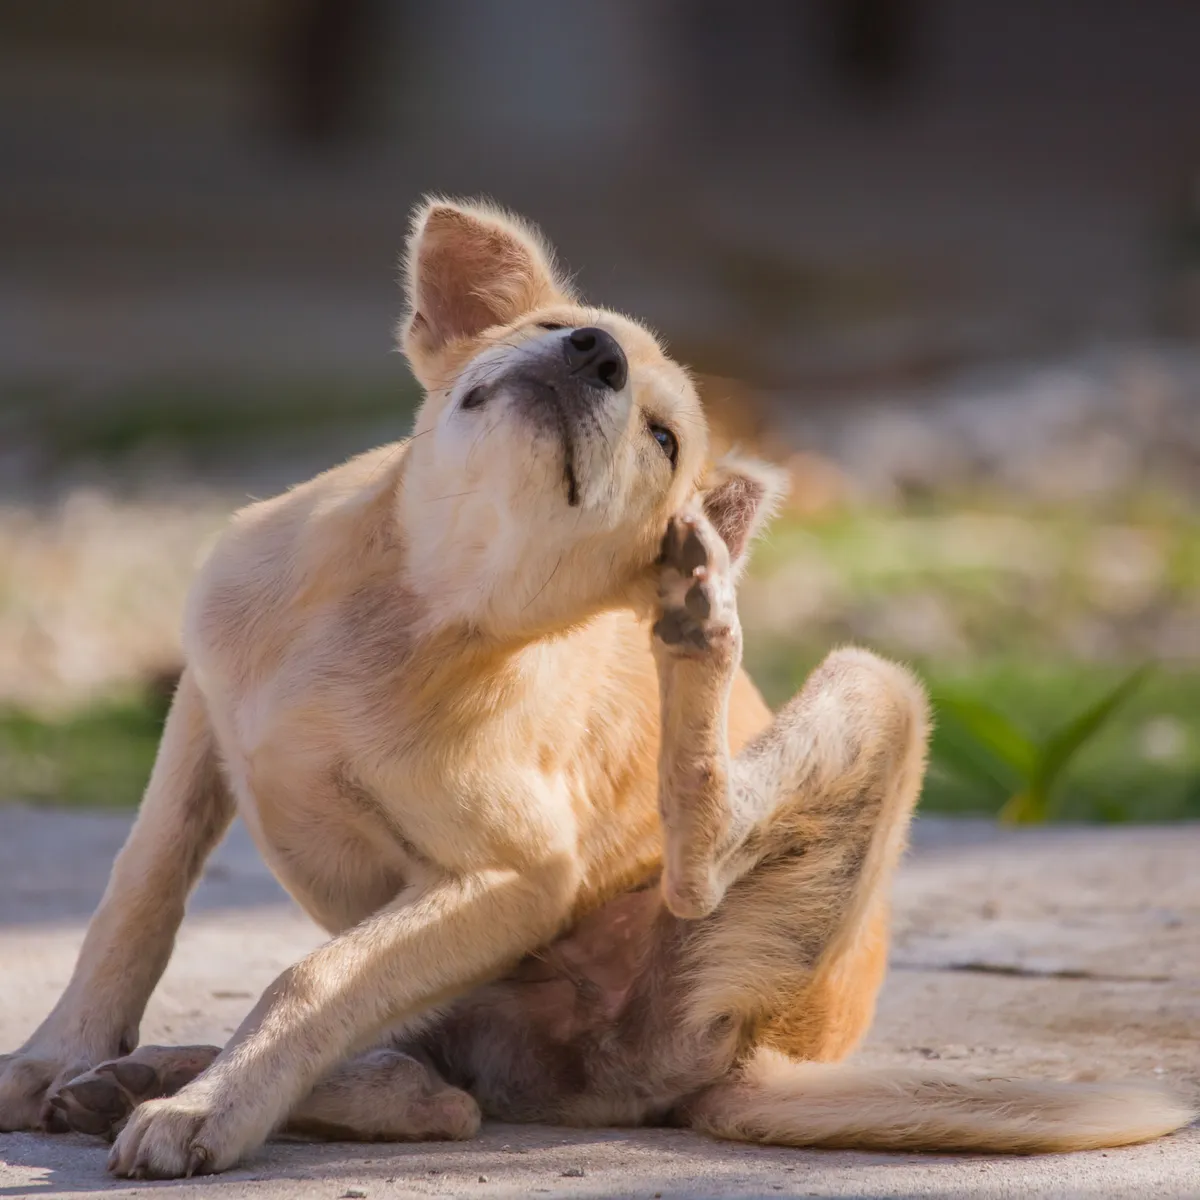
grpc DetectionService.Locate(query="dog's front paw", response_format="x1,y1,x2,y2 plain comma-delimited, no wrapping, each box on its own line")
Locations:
0,1042,116,1133
653,509,739,657
107,1085,259,1179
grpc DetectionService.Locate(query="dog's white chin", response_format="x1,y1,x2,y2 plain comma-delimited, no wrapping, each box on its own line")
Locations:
399,387,652,630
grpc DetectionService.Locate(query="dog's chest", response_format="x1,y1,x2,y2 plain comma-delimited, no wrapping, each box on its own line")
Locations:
230,759,424,933
200,595,660,931
221,695,582,932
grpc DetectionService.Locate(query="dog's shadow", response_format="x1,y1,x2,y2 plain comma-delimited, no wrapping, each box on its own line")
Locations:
0,1123,933,1196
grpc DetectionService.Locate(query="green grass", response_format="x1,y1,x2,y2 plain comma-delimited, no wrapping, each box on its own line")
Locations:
4,659,1197,819
0,689,169,809
737,499,1200,821
748,505,1200,665
923,661,1200,821
745,641,1200,823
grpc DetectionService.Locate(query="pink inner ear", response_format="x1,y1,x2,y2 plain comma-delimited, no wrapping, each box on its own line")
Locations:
702,475,765,561
410,206,562,350
418,230,521,343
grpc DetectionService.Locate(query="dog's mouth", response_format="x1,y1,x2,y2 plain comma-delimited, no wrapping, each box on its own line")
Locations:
564,453,579,508
512,377,581,507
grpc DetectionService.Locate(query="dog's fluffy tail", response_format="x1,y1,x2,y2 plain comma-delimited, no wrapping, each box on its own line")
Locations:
686,1050,1196,1154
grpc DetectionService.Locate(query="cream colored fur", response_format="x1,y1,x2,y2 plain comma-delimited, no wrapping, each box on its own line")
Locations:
690,1050,1197,1154
0,197,1192,1177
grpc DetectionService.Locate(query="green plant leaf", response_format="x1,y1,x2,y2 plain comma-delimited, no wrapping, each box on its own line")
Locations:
999,787,1050,824
928,695,1033,815
933,693,1039,780
928,729,1012,803
1032,666,1155,800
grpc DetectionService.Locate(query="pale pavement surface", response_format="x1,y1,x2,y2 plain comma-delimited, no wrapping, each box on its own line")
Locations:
1,808,1197,1199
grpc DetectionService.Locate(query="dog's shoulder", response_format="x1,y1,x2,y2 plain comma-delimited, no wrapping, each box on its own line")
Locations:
182,441,417,687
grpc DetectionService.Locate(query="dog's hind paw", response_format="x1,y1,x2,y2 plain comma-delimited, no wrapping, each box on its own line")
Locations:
653,509,739,656
50,1045,219,1140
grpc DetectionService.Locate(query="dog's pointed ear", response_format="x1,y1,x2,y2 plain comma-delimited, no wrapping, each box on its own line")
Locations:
400,197,573,372
700,455,790,568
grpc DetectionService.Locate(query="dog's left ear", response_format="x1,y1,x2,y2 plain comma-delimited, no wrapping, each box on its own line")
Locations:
700,455,790,569
400,196,574,380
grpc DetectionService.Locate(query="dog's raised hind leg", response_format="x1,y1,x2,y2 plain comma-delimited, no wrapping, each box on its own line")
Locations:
651,505,929,954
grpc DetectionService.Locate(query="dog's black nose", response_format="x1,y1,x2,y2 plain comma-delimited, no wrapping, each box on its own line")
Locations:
563,327,628,391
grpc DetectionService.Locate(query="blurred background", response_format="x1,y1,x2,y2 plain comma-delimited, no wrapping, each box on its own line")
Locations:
1,0,1198,820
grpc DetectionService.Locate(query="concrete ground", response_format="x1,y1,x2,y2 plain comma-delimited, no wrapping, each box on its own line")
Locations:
0,808,1196,1199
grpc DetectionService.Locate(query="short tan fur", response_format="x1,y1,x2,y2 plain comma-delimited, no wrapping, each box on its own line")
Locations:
1,198,1192,1177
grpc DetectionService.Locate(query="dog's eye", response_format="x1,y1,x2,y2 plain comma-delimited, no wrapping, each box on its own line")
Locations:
461,386,487,410
537,322,566,331
648,422,679,468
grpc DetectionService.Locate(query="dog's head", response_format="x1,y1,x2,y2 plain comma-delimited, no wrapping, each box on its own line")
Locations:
397,197,786,634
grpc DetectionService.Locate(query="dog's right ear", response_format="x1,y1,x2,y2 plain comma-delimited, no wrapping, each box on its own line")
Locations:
400,196,573,379
700,454,790,574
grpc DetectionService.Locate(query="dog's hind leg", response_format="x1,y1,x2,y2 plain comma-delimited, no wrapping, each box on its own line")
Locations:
53,1044,479,1144
50,1046,221,1138
654,512,925,906
666,645,928,1057
420,594,930,1128
285,1047,480,1142
652,509,928,1059
652,527,1194,1151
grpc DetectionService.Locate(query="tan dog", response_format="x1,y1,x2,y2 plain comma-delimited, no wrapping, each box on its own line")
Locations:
0,199,1191,1178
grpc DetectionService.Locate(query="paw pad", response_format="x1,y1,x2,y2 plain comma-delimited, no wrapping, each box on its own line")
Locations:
654,512,737,652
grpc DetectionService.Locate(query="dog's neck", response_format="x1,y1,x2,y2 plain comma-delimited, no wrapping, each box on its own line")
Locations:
395,449,656,642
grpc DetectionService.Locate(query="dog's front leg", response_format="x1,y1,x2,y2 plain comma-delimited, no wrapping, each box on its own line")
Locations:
0,669,233,1132
106,855,577,1178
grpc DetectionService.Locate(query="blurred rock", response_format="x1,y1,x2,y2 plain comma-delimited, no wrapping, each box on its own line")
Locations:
849,591,970,660
1084,528,1166,617
1139,716,1188,764
739,554,847,638
774,343,1200,506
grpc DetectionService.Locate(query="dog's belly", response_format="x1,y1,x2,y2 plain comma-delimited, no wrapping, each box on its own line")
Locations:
417,884,740,1126
418,888,667,1119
